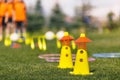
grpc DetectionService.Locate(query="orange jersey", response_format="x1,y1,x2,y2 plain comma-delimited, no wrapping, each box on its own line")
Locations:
0,2,7,17
14,2,26,21
6,3,14,18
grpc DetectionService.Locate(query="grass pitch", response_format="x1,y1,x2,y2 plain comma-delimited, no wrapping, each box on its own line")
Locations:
0,29,120,80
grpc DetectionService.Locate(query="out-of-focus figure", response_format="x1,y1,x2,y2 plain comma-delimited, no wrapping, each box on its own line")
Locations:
107,11,115,31
0,0,3,41
13,0,27,40
0,0,7,41
5,0,14,38
90,16,103,34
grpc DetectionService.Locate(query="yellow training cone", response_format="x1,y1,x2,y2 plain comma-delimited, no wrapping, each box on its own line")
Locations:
70,49,92,75
42,37,46,51
58,32,74,68
4,38,11,46
30,38,35,50
70,33,92,75
4,39,9,46
25,37,31,45
25,33,31,45
38,37,42,50
58,45,73,68
8,39,12,46
56,39,61,48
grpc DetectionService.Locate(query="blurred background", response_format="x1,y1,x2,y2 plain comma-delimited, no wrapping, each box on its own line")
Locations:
24,0,120,34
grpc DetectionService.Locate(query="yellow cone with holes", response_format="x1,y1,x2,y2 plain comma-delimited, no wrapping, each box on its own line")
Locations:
58,32,74,68
58,46,73,68
70,49,92,75
70,33,92,75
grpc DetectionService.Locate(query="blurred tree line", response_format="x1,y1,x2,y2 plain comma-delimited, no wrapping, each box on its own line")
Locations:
26,0,84,32
27,0,44,32
26,0,120,33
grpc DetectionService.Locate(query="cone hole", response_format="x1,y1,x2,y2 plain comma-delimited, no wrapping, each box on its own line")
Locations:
80,50,84,54
80,59,83,62
66,54,69,57
65,47,68,49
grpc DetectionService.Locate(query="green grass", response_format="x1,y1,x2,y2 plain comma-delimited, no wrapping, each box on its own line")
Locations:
0,28,120,80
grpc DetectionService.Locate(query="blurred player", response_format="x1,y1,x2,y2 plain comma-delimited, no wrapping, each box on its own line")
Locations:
0,0,2,41
5,0,14,38
0,0,7,41
13,0,27,40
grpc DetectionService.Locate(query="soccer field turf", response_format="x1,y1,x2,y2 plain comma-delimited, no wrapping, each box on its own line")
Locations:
0,30,120,80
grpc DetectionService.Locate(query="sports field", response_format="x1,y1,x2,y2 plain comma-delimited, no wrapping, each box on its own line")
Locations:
0,28,120,80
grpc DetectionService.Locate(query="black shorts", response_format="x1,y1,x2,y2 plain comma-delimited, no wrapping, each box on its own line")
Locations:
15,21,24,27
2,17,6,27
8,18,13,23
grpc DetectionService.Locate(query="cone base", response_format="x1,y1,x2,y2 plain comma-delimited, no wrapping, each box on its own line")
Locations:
70,71,93,75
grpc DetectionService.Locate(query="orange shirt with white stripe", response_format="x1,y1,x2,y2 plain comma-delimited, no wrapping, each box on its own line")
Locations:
13,2,26,22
